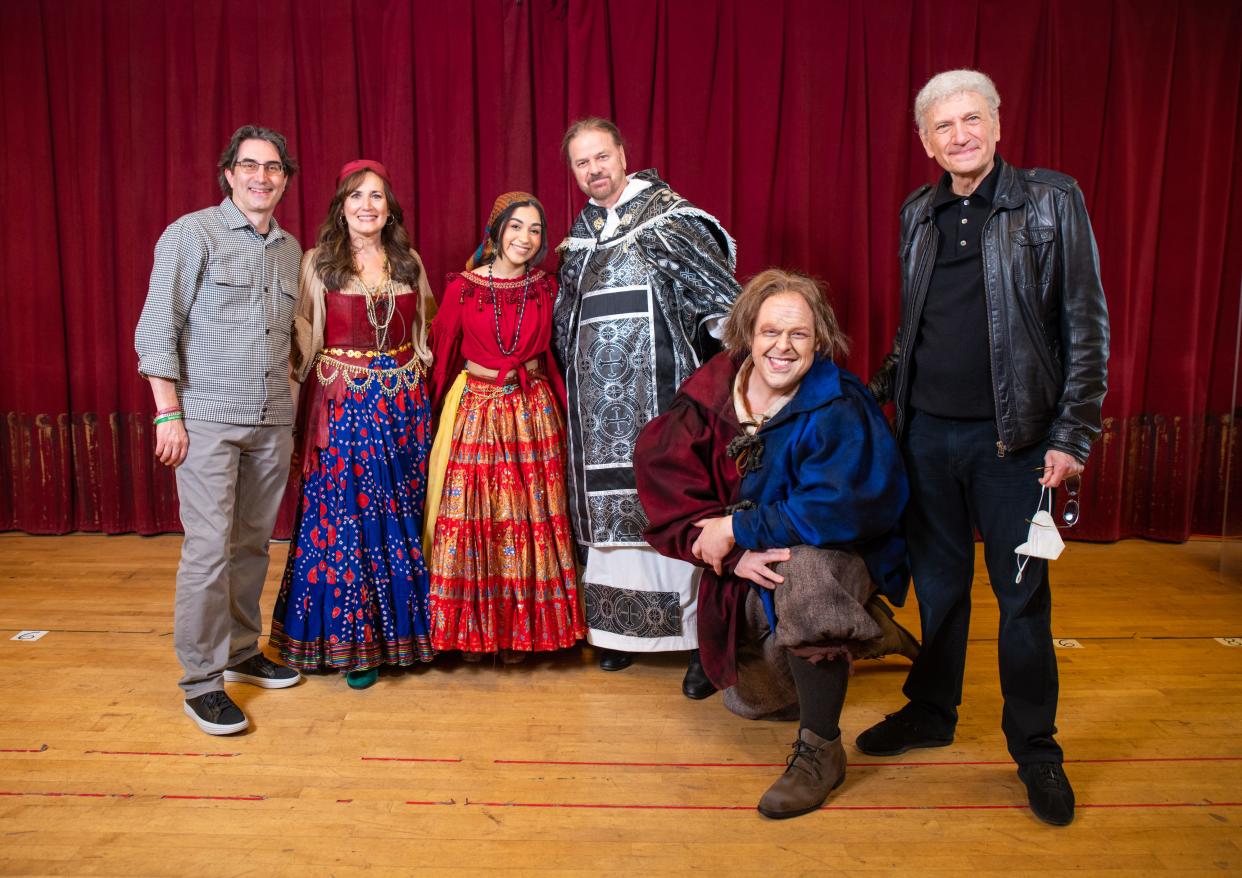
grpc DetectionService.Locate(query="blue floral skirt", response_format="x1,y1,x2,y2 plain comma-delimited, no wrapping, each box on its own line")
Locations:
271,354,434,670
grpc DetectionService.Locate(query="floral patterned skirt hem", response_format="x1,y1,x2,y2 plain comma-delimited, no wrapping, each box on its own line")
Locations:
270,622,435,671
430,570,585,653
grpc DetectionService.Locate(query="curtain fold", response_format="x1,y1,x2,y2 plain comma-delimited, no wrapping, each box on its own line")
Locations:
1,0,1239,541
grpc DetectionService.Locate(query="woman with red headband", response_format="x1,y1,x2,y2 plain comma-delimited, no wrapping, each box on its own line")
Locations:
424,192,585,663
271,160,438,689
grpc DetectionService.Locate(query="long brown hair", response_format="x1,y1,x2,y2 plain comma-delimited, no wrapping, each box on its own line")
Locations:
723,269,851,361
313,169,422,291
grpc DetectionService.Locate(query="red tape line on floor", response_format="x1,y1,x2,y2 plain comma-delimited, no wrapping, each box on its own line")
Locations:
453,799,1242,812
845,756,1242,768
159,794,265,801
4,791,1238,811
85,750,240,758
0,791,133,798
495,759,784,768
362,756,463,763
4,792,261,802
496,755,1242,769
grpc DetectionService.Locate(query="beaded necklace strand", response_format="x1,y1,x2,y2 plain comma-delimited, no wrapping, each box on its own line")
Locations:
354,253,395,352
487,262,530,357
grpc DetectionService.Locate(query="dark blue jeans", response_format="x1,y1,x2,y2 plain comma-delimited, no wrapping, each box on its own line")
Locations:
900,410,1063,765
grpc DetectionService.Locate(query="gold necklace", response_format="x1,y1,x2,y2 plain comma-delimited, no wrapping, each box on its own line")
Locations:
354,254,395,352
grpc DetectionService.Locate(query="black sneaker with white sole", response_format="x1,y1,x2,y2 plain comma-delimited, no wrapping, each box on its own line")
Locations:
184,690,249,735
223,653,301,689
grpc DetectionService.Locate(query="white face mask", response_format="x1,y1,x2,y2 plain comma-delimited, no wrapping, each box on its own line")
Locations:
1014,486,1065,583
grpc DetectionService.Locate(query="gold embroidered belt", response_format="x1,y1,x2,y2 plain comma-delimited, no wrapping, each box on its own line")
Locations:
313,348,425,397
321,341,413,358
459,373,523,408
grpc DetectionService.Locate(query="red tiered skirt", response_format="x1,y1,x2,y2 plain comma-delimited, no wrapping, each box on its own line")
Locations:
428,373,584,653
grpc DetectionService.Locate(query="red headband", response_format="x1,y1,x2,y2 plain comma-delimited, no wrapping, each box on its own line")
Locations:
337,159,390,185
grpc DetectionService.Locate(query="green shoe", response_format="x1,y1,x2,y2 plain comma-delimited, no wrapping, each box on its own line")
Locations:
346,668,379,690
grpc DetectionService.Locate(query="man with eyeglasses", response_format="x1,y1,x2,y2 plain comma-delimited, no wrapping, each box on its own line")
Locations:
135,124,304,735
860,70,1109,825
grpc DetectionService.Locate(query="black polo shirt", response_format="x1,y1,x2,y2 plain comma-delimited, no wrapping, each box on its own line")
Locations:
909,158,1002,420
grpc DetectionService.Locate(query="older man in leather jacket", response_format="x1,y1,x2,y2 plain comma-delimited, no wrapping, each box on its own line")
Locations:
857,70,1109,827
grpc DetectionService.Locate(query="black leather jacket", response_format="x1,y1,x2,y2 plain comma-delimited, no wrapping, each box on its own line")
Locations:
869,157,1109,462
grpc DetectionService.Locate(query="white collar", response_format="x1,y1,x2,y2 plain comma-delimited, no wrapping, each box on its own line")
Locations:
733,362,795,433
590,174,651,211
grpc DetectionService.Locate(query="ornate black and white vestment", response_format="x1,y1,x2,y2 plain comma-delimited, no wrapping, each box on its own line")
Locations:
555,169,740,651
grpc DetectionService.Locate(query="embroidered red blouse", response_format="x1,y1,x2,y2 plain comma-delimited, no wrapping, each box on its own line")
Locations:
429,268,565,406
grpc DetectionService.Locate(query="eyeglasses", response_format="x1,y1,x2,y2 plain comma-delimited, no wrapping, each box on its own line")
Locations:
1061,475,1080,527
234,159,287,177
1030,468,1081,527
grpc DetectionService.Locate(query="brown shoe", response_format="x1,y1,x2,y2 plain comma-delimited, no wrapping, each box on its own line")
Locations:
757,727,846,819
860,595,921,661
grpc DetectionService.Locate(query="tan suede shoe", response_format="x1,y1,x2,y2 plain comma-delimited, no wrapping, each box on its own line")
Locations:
860,595,921,661
757,727,846,819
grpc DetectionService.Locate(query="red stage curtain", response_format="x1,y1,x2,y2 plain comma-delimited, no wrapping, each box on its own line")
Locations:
1,0,1239,541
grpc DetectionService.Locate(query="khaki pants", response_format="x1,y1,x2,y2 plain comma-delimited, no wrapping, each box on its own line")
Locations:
174,420,292,697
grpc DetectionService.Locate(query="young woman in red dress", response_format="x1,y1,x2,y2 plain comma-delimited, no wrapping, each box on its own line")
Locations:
425,192,585,663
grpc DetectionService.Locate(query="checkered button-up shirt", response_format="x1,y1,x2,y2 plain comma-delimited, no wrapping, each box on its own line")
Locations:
135,198,303,425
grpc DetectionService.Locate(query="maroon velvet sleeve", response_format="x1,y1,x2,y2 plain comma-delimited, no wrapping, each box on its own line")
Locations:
635,395,748,690
634,399,737,566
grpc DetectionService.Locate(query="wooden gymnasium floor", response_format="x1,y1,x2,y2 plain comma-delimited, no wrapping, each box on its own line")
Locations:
0,534,1239,877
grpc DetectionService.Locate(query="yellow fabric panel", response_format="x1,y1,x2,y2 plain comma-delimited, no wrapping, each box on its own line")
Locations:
423,370,468,554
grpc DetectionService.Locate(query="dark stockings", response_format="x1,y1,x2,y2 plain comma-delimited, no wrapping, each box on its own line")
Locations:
788,654,849,740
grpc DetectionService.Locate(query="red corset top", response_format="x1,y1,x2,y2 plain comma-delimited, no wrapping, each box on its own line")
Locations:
324,289,420,352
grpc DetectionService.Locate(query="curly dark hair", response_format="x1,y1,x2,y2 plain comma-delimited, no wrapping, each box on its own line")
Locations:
312,169,422,291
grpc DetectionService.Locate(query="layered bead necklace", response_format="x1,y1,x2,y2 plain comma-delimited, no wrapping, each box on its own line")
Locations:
486,262,530,357
354,252,395,352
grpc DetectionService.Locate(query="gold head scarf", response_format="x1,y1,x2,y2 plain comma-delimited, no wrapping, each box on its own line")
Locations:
466,190,538,270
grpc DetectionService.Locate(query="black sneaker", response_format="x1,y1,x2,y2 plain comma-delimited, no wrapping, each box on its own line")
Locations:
184,690,248,735
223,653,301,689
1018,762,1075,826
854,705,954,756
